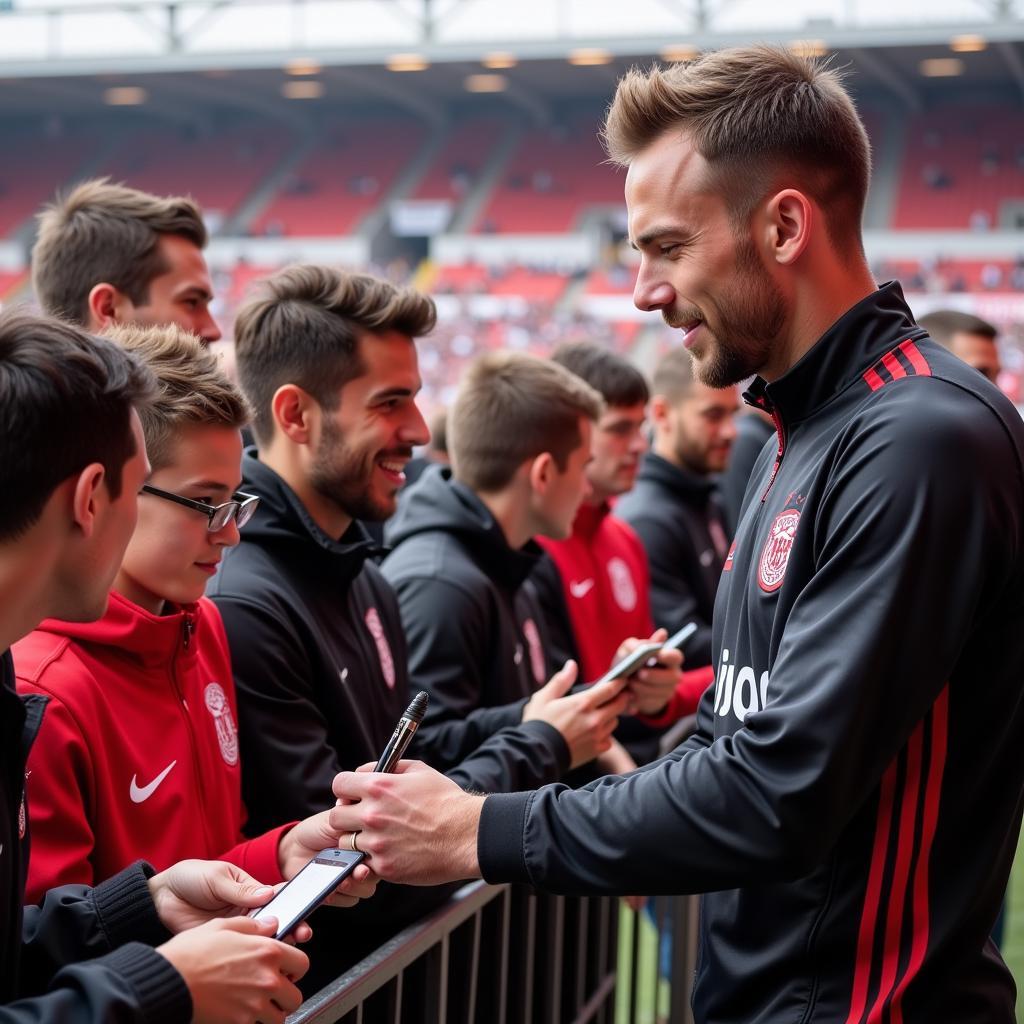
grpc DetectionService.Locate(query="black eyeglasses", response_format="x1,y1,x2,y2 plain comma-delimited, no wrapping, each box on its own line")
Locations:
140,485,260,532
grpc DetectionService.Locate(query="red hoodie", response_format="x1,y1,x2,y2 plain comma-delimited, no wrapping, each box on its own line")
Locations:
537,502,713,726
13,591,293,904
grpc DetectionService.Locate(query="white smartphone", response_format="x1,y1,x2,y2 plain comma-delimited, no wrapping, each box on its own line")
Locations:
592,640,664,688
248,848,365,940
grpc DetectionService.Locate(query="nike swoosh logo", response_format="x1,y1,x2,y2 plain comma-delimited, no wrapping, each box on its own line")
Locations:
130,760,177,804
569,578,595,599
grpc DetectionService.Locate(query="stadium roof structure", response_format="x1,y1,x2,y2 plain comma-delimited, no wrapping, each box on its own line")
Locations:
0,0,1023,123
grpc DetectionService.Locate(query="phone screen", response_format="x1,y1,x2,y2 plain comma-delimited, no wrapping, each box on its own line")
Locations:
249,849,364,939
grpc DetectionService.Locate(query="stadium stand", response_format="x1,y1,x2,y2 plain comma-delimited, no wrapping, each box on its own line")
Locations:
250,117,425,236
893,106,1024,230
98,124,291,228
473,114,624,232
0,130,95,237
410,117,507,202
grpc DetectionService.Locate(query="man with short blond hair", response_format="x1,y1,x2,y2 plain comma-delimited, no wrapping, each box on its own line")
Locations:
331,47,1024,1023
32,179,220,343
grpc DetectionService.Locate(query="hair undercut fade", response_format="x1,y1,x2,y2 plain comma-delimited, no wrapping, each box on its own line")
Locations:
233,264,437,446
603,45,871,255
105,324,249,471
551,342,649,407
449,352,604,493
917,309,998,349
651,345,697,404
32,178,208,326
0,309,156,542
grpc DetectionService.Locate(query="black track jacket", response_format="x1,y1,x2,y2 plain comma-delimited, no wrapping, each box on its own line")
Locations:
0,652,191,1023
210,453,573,984
382,466,569,778
478,283,1024,1023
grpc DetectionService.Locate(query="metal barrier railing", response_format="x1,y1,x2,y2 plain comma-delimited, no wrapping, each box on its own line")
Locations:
289,882,699,1024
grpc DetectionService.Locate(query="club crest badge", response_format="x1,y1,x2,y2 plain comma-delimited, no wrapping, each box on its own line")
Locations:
204,683,239,766
607,557,638,612
364,607,396,690
758,509,801,593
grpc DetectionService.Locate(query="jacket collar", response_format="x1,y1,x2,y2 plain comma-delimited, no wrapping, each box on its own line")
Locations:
636,452,717,503
239,450,383,584
744,281,926,426
36,590,201,669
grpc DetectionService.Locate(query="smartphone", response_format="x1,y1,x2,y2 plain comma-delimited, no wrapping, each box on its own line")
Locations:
248,848,365,940
592,640,664,688
649,622,698,666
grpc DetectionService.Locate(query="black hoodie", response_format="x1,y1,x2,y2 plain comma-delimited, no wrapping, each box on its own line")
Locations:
614,452,729,668
208,452,568,987
382,466,570,778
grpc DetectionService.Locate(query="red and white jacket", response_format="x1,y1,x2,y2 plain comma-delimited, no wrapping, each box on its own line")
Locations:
13,591,292,904
534,502,713,728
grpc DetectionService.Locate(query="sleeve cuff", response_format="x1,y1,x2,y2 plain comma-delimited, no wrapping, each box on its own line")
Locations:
99,942,192,1024
89,861,170,949
477,792,533,884
518,720,571,775
221,822,296,885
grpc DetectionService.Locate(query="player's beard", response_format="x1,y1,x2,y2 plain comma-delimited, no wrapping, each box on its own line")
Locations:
665,236,786,388
309,417,410,525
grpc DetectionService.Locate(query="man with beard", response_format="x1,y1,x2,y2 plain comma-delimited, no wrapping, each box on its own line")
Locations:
208,265,623,989
615,345,738,672
331,46,1024,1024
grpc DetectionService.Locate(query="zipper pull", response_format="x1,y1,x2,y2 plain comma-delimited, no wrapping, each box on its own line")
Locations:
181,615,194,650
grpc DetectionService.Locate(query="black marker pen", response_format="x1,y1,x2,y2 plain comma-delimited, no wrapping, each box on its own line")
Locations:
374,691,429,773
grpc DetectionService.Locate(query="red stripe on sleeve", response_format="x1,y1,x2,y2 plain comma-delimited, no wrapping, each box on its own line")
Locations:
866,723,925,1022
881,351,908,381
889,685,950,1024
863,366,886,392
845,760,898,1024
898,339,932,377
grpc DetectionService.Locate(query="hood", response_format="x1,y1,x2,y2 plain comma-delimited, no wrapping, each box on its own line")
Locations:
237,449,382,585
636,452,717,504
36,590,201,669
386,464,541,588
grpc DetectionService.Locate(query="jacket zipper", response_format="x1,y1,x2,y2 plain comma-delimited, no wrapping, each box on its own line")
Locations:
760,408,787,503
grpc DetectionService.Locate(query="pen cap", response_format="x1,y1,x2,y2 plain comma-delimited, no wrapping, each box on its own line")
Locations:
405,690,429,724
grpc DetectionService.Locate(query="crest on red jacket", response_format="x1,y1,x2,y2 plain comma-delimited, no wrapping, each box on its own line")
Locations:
607,557,638,612
204,682,239,766
758,509,801,593
364,607,396,690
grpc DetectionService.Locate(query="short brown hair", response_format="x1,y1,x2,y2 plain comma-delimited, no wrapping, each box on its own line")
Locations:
552,342,649,407
107,323,248,471
0,309,155,541
449,352,603,493
652,345,696,404
603,46,871,253
233,264,436,445
918,309,998,348
32,178,207,325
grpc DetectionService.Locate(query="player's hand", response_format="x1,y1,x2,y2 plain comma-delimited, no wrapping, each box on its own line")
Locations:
614,629,683,715
523,660,633,769
277,811,379,907
156,916,309,1024
330,761,484,886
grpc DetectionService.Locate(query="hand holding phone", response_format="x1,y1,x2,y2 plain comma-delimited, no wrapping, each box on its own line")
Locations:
248,848,365,941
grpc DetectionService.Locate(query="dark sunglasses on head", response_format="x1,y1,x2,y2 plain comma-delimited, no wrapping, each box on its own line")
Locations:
140,484,260,532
